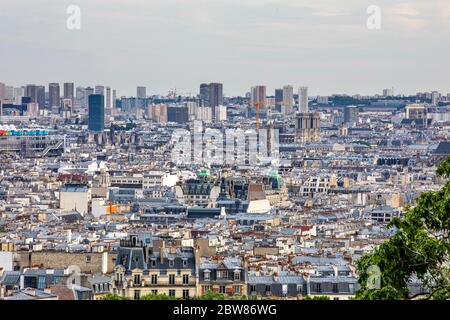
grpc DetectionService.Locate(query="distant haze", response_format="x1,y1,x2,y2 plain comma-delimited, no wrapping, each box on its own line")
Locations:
1,0,450,96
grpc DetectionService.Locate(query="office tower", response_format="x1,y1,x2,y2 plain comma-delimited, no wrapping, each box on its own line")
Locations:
137,86,146,99
36,85,45,109
25,85,39,105
167,105,188,124
344,105,358,124
75,86,86,108
105,87,112,118
63,82,75,106
199,83,210,107
295,112,321,143
198,83,223,120
0,82,5,99
95,85,105,96
275,89,283,111
85,87,94,108
209,83,223,117
112,89,117,111
251,86,267,107
5,86,14,101
49,83,60,108
282,85,294,115
88,94,105,132
431,91,440,105
299,87,309,113
14,87,25,104
382,87,394,97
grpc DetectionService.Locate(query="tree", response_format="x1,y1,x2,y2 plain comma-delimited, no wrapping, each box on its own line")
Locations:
356,156,450,300
303,295,330,300
193,291,227,300
101,293,129,300
140,293,178,300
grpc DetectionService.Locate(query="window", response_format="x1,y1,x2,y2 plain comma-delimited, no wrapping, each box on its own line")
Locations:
204,271,210,281
169,290,176,297
297,284,302,294
315,283,322,293
182,289,190,299
182,274,189,285
234,271,240,281
134,274,141,286
332,283,339,293
217,270,228,280
169,274,175,285
169,259,174,268
151,274,158,285
151,290,158,295
150,259,157,267
265,285,271,294
234,285,241,294
250,285,256,294
219,286,226,294
85,255,91,263
182,259,188,267
134,290,141,300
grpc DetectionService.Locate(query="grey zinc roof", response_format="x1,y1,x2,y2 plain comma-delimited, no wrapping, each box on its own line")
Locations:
0,271,21,286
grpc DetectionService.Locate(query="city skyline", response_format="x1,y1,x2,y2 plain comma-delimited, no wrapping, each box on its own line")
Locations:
1,0,450,96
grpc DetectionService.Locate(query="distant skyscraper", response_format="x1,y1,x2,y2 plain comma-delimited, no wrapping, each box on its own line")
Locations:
275,89,283,111
137,86,146,99
36,85,45,109
95,85,105,96
0,82,5,100
251,85,267,109
85,87,94,108
49,83,60,108
282,85,294,115
105,87,112,112
382,87,394,97
75,86,86,108
431,91,441,105
343,105,358,124
199,83,210,107
5,86,14,101
299,87,309,113
25,85,42,107
112,89,117,111
64,82,74,106
14,87,25,104
88,94,105,132
198,83,223,120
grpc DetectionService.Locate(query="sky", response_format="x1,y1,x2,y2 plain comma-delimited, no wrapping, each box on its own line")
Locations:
1,0,450,97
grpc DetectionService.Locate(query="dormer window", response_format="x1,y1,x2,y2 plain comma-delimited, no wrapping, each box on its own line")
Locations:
234,270,240,281
168,258,175,268
204,270,211,281
182,259,188,267
150,259,157,267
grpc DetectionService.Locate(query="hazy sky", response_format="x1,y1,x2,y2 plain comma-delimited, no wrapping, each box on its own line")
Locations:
1,0,450,96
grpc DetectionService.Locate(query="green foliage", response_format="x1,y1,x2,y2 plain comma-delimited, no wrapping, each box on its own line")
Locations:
193,291,227,300
140,293,178,300
303,295,330,300
192,291,255,300
101,293,129,300
356,156,450,300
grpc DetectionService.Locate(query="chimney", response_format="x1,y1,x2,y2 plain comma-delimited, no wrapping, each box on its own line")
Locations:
160,241,165,264
102,252,108,274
